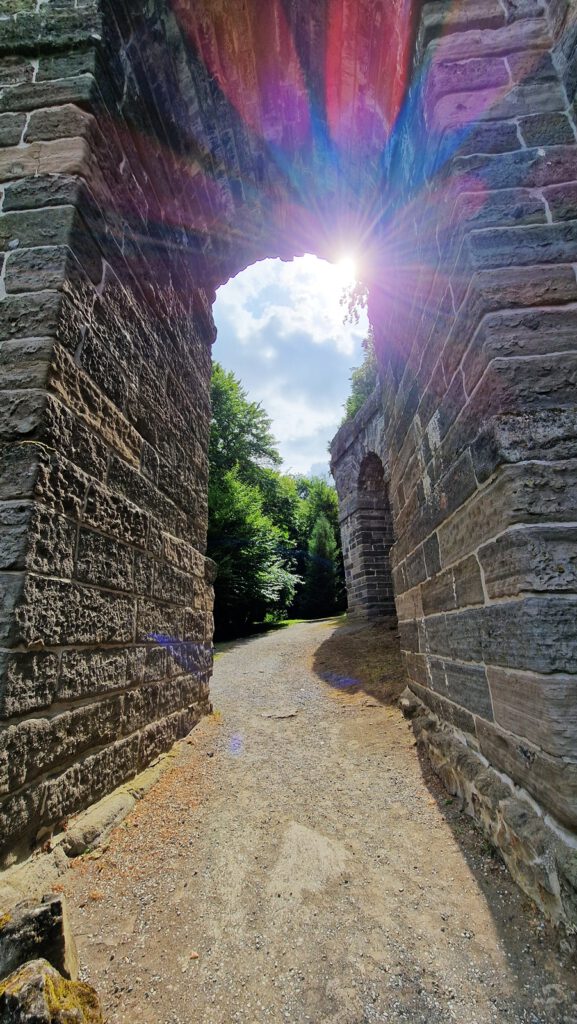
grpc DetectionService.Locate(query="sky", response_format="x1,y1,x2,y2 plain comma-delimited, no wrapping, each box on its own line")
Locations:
212,254,369,478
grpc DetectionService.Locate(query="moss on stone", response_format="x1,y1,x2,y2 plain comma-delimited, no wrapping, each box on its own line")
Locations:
0,959,103,1022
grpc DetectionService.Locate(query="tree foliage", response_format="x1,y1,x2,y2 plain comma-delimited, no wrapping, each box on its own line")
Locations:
208,470,298,635
302,514,339,618
340,277,379,424
207,362,345,636
342,330,378,423
209,363,281,483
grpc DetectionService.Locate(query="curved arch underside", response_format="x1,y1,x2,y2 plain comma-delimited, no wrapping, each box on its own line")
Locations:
1,0,577,919
99,0,419,288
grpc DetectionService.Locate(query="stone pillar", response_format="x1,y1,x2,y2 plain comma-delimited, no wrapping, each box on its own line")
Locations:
0,1,214,861
331,389,395,618
372,0,577,836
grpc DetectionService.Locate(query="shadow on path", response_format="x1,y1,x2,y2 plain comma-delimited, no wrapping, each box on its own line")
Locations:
312,613,405,704
312,616,576,1015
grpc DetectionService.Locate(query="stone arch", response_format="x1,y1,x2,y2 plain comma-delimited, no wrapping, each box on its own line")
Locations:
350,452,395,618
1,0,577,918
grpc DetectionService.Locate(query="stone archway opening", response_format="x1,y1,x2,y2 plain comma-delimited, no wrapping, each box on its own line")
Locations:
350,451,395,619
212,253,370,478
2,0,577,930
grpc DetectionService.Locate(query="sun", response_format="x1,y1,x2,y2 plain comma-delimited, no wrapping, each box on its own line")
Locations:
335,253,358,283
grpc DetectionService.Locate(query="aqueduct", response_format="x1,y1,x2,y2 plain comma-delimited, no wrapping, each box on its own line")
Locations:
1,0,576,929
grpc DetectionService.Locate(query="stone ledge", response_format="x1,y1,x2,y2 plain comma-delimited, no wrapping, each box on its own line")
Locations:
400,687,577,946
0,734,187,916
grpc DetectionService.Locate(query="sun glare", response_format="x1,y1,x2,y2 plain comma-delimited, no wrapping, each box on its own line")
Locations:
335,254,358,285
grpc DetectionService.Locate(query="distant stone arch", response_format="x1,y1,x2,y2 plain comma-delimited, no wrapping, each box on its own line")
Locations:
330,391,395,620
352,452,396,617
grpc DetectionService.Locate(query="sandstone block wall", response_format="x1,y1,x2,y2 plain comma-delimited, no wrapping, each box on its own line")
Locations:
331,388,396,618
363,0,577,838
1,0,576,877
0,0,215,862
0,0,420,859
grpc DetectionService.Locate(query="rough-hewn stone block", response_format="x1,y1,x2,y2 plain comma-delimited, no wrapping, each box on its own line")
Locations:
482,597,577,674
0,651,58,720
476,718,577,829
1,697,123,793
463,307,577,394
15,576,135,646
430,658,494,721
488,665,577,758
76,529,134,592
82,481,148,548
438,462,577,567
479,525,577,598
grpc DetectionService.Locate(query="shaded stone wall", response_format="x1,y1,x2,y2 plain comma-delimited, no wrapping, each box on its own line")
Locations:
0,1,218,862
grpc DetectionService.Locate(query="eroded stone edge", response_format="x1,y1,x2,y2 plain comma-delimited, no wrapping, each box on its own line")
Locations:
399,687,577,947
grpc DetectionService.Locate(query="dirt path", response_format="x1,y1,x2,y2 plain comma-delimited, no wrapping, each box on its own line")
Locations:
64,619,576,1024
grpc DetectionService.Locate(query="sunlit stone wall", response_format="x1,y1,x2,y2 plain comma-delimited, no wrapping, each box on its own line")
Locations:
368,0,577,838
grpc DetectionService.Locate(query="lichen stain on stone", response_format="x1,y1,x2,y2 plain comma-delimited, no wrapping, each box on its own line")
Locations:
0,958,103,1023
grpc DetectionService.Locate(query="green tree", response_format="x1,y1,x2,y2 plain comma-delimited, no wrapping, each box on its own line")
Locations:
208,364,301,636
295,475,340,541
302,514,339,618
208,470,298,636
342,330,378,423
208,362,347,633
210,363,281,484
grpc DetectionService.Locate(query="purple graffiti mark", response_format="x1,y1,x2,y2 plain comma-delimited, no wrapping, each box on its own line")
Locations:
229,733,244,756
320,671,359,690
146,633,212,676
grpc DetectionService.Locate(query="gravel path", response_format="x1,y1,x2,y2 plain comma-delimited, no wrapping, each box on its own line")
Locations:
65,619,576,1024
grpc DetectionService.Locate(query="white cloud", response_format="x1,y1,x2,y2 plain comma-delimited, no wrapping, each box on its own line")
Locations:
213,254,370,475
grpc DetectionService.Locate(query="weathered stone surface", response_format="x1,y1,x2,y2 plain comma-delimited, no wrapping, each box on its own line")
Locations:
0,574,24,645
488,666,577,758
0,897,77,982
75,530,134,592
471,409,577,481
0,959,103,1024
58,792,135,858
438,462,577,567
402,692,577,933
57,648,139,702
518,111,576,146
479,525,577,598
4,248,78,295
0,391,47,441
0,142,90,193
15,577,134,647
1,0,576,916
82,482,148,548
463,307,577,394
0,339,53,390
477,718,577,829
410,680,477,736
1,698,124,793
25,105,95,144
0,112,25,147
430,658,494,721
0,651,58,720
